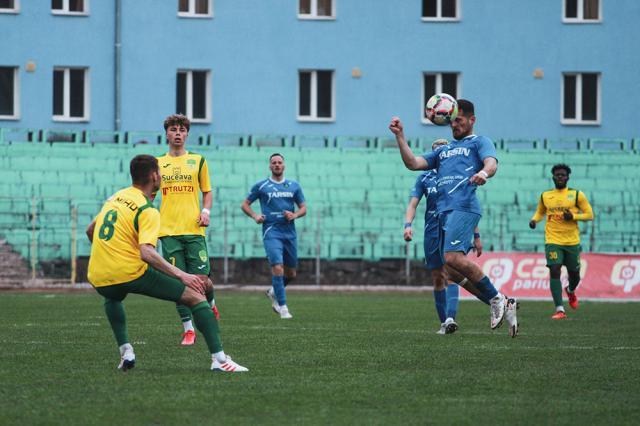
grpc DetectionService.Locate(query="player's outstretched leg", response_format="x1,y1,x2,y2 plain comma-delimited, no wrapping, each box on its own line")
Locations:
272,273,292,319
433,288,447,333
265,287,280,314
444,284,459,334
103,298,136,371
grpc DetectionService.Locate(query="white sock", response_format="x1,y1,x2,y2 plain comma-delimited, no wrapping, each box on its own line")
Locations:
556,306,565,312
213,351,227,363
183,320,194,333
119,343,133,356
459,278,469,287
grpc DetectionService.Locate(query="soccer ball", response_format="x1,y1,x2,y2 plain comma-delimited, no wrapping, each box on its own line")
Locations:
425,93,458,126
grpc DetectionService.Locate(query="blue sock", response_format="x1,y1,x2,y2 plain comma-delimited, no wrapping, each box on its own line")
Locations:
433,289,447,323
474,276,499,301
446,284,459,319
272,275,286,306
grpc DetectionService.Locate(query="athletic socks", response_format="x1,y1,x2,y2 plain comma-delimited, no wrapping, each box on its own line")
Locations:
104,299,129,347
550,278,564,309
190,301,223,354
272,275,286,306
568,275,581,293
474,276,499,301
445,284,459,320
433,288,447,323
182,320,194,333
176,304,192,324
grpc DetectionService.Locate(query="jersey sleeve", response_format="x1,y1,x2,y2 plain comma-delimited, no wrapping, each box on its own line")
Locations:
477,136,498,162
421,151,439,170
199,157,212,193
574,191,594,221
137,207,161,247
294,184,305,205
531,194,547,222
246,181,262,203
409,174,425,201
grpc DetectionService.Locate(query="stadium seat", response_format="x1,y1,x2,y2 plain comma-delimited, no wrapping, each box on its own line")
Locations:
335,136,374,150
588,138,627,152
85,130,124,145
502,138,542,152
292,135,329,148
250,134,290,148
42,129,81,144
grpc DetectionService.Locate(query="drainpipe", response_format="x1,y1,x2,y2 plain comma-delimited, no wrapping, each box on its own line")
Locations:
114,0,121,132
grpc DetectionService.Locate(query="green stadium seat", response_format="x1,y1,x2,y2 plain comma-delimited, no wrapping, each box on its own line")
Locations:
85,130,124,144
502,138,542,152
42,129,81,144
335,136,374,150
546,138,584,152
250,134,290,148
292,135,328,148
126,131,165,145
588,138,628,152
0,128,40,144
209,133,246,147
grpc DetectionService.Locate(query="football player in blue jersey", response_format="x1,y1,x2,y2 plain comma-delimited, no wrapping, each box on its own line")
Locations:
241,153,306,319
404,139,490,335
390,99,518,337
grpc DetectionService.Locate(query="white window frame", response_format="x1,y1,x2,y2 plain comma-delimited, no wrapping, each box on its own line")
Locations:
421,72,461,124
0,0,20,14
0,66,19,120
297,69,335,123
298,0,336,20
53,67,90,122
562,0,602,23
51,0,89,16
177,69,211,123
421,0,460,22
561,72,601,125
178,0,213,18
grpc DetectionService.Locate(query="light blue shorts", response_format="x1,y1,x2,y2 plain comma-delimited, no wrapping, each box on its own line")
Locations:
438,210,480,255
263,236,298,267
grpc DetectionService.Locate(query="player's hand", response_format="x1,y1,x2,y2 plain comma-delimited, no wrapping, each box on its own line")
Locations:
197,210,210,227
253,214,266,224
474,237,483,257
389,117,404,136
469,171,488,186
283,210,297,222
403,228,413,242
529,220,536,229
563,210,574,221
180,273,206,294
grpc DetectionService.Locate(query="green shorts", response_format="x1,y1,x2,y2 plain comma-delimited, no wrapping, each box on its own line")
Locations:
160,235,210,275
545,244,581,271
95,267,186,302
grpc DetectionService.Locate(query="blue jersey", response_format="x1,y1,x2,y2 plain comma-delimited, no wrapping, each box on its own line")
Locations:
246,178,305,240
422,135,497,215
409,170,439,234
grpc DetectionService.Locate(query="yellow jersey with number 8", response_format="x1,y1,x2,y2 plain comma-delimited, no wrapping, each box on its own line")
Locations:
88,186,160,287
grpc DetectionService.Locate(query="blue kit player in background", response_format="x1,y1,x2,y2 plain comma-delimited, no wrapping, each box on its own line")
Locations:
241,153,307,319
390,99,518,337
404,138,489,335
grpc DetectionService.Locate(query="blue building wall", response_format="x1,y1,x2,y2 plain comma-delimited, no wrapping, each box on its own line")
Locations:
1,0,639,140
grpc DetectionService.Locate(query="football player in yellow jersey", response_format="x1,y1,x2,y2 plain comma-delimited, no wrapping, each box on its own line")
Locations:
87,154,247,372
156,114,218,346
529,164,594,319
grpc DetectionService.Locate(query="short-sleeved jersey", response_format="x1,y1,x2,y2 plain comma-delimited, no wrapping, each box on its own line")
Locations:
156,152,212,237
409,170,439,233
246,178,305,240
88,186,160,287
531,187,594,246
421,135,497,215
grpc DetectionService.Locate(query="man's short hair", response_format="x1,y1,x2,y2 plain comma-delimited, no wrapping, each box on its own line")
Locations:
551,163,572,175
163,114,191,132
270,153,284,161
130,155,159,185
456,99,475,116
431,138,449,151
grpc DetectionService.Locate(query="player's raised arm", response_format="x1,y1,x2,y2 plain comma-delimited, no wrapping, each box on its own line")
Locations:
389,117,428,171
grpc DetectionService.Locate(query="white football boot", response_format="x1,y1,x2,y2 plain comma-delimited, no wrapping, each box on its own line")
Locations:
279,305,293,319
211,355,249,373
436,323,446,335
505,297,519,338
118,344,135,371
490,293,506,329
265,288,280,314
444,317,459,334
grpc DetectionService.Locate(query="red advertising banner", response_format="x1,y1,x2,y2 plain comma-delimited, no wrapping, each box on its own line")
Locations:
461,252,640,301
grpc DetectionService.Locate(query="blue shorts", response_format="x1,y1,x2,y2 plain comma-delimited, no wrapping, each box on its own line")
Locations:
263,236,298,267
439,210,480,254
423,228,444,270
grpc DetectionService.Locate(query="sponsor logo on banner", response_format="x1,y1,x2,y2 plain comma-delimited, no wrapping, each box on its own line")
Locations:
611,259,640,293
483,258,513,291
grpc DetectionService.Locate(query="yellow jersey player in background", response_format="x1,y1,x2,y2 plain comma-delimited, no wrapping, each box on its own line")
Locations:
156,114,218,346
87,154,247,372
529,163,594,319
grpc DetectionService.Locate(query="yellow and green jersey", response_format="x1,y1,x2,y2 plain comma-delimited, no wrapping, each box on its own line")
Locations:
88,186,159,287
531,187,594,246
156,152,212,237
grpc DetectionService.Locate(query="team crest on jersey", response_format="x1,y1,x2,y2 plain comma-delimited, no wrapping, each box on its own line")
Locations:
187,159,197,170
172,167,181,176
199,250,208,262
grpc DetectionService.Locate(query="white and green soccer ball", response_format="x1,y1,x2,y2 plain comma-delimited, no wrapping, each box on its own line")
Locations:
425,93,458,126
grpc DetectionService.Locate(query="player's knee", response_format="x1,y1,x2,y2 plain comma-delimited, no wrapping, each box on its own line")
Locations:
272,264,284,276
444,251,461,266
179,286,206,307
431,268,447,290
548,265,562,278
284,268,296,279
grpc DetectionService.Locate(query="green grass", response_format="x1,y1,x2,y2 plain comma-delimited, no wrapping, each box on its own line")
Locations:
1,291,639,425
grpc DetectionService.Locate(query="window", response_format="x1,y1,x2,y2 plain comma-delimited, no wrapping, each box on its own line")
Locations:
298,70,334,121
178,0,212,17
562,73,600,124
563,0,600,22
53,68,89,121
299,0,335,19
176,70,211,122
0,0,19,13
0,67,19,119
51,0,88,15
422,72,459,123
422,0,459,21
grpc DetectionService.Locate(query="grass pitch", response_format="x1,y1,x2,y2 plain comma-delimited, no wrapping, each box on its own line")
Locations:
1,291,639,425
